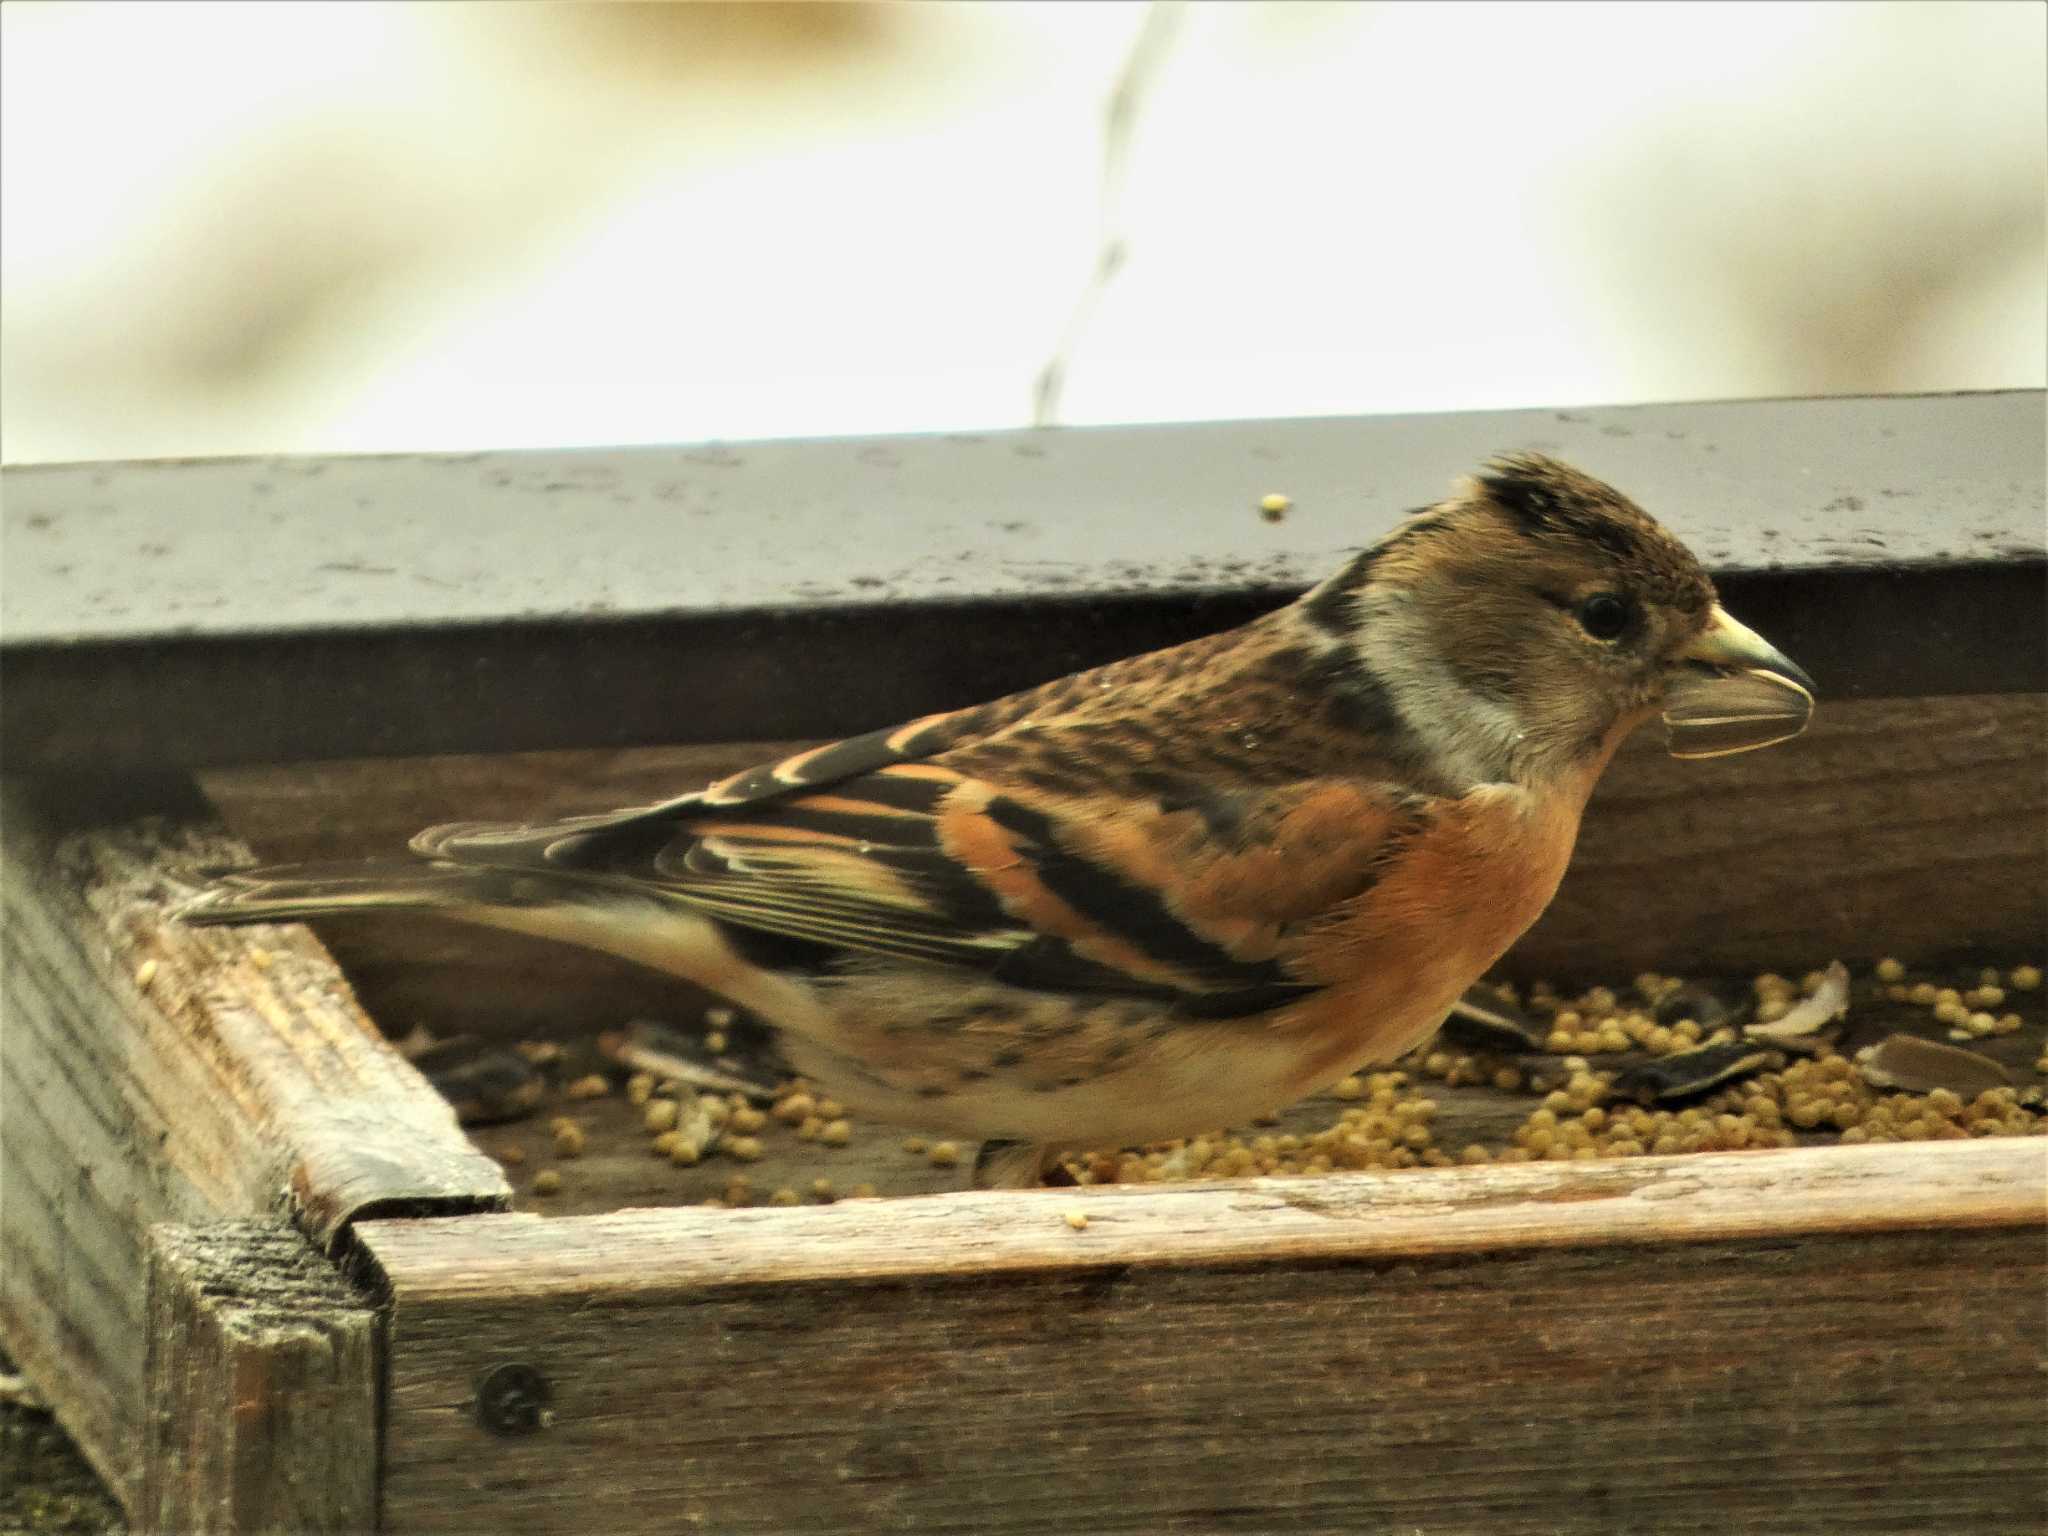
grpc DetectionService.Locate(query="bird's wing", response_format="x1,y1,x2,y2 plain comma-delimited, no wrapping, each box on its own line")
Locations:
412,709,988,867
422,752,1427,1018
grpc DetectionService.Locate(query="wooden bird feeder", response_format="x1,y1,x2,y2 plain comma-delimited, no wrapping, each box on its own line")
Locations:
4,391,2044,1533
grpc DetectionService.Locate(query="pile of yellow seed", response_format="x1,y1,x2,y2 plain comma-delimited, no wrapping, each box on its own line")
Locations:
1067,1072,1450,1186
1061,958,2044,1185
1838,1086,2039,1142
1518,976,1738,1057
1876,960,2034,1041
1494,1055,2037,1164
510,957,2043,1202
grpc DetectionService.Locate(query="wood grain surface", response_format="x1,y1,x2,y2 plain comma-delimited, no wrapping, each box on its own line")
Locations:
1520,691,2047,978
0,783,506,1513
142,1221,379,1533
361,1139,2047,1535
201,694,2048,1040
8,693,2041,1529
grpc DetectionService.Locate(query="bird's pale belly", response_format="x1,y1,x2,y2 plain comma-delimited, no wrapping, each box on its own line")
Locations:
781,958,1482,1151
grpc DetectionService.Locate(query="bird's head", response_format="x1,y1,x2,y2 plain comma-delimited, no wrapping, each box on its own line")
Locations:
1303,452,1815,787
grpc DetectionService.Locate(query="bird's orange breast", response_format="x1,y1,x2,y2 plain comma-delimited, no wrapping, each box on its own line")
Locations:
1275,782,1585,1096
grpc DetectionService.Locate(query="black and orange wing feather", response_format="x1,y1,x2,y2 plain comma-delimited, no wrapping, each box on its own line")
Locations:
413,722,1425,1016
412,708,984,868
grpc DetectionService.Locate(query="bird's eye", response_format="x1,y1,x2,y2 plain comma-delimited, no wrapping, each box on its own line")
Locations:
1576,593,1633,641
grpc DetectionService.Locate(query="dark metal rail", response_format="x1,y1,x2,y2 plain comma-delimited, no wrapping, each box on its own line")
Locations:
4,391,2041,773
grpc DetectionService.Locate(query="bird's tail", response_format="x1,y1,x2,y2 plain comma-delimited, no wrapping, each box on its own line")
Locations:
177,861,529,927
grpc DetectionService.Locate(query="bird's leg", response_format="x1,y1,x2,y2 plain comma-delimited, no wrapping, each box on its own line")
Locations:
972,1139,1059,1190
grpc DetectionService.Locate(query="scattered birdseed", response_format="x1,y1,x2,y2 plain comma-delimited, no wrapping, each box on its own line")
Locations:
1259,492,1291,521
770,1188,801,1207
248,945,273,970
531,1170,563,1197
605,1019,780,1099
1065,1210,1090,1230
705,1032,729,1053
644,1099,680,1134
2011,965,2042,991
563,1074,609,1100
476,956,2038,1212
705,1007,736,1028
135,959,159,989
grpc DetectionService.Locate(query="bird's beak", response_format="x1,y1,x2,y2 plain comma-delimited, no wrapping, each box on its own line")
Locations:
1661,605,1817,759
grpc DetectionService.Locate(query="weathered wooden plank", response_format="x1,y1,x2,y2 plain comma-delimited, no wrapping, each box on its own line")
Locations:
362,1140,2046,1535
6,786,512,1239
1518,689,2048,978
142,1221,380,1534
198,693,2048,1042
201,740,795,1039
0,780,509,1514
364,1137,2044,1292
201,740,800,867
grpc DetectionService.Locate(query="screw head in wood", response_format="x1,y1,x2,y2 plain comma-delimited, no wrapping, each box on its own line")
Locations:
476,1362,553,1436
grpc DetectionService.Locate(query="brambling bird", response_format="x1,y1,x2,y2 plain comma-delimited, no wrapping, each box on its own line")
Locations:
182,453,1815,1188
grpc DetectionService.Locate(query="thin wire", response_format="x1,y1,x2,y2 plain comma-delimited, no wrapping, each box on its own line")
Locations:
1032,1,1185,429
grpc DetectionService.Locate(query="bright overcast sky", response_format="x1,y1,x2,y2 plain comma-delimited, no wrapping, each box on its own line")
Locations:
3,2,2042,463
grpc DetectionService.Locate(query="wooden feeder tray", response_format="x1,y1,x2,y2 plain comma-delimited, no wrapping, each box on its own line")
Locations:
4,392,2044,1533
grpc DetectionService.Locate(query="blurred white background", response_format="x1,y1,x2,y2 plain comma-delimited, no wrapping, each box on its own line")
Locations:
2,0,2042,465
